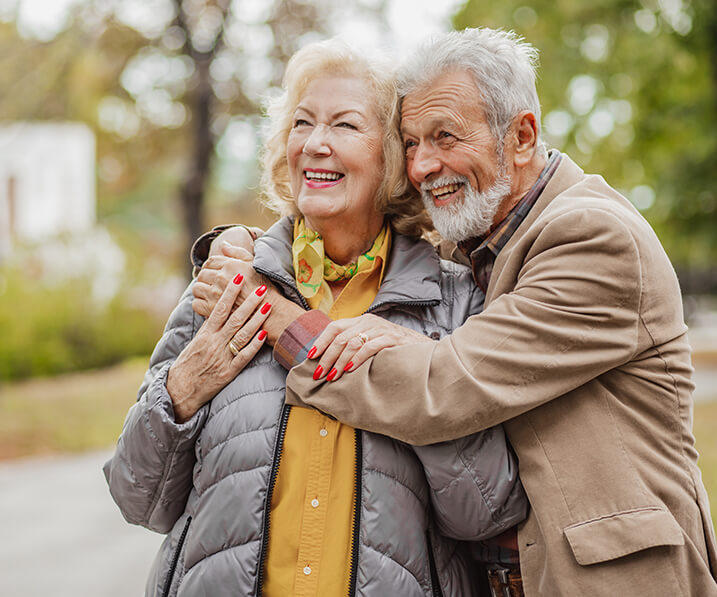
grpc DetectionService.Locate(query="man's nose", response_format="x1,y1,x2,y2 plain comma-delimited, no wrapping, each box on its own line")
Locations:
302,125,331,157
409,143,442,183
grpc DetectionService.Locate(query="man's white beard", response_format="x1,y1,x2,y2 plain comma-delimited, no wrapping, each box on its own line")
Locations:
421,174,512,242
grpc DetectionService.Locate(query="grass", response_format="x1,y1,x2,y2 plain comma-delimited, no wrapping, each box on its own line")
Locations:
0,358,148,460
0,359,715,534
694,400,717,511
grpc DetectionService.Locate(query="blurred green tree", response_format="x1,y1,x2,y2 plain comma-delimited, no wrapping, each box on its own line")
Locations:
454,0,717,282
0,0,341,274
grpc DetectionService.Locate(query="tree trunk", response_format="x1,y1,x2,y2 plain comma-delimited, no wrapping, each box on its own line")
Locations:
179,52,214,277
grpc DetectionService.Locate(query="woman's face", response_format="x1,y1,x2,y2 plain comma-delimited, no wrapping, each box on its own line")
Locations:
287,75,385,231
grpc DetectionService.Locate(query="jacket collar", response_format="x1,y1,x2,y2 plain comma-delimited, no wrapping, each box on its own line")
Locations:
253,216,443,310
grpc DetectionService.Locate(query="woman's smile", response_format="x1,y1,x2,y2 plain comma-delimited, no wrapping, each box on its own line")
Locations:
303,168,345,189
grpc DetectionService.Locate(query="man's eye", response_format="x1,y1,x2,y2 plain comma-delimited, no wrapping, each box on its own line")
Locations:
438,131,454,140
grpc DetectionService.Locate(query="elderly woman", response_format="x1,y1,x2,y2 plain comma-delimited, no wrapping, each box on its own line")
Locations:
104,40,525,597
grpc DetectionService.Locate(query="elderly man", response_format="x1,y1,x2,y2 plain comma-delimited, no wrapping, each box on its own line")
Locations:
194,28,717,596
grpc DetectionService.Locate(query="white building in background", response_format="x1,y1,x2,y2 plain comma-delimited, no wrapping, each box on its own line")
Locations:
0,122,96,259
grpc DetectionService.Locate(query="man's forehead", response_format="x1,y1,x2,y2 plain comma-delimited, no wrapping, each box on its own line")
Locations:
399,69,482,133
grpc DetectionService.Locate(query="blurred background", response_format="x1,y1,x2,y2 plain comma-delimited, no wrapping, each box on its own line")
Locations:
0,0,715,595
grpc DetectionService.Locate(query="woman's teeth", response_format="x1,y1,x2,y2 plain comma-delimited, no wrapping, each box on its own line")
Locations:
305,171,343,181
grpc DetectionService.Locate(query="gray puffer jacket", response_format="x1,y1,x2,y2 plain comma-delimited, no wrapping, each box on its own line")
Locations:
104,217,526,597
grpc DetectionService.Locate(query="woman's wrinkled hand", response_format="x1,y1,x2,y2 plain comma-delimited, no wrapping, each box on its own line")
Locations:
192,239,262,318
308,314,432,382
167,272,273,422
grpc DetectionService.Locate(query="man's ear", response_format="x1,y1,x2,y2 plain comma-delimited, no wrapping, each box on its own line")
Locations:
511,111,538,168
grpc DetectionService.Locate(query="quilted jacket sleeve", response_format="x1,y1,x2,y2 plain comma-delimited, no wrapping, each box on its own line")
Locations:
103,284,210,534
412,430,527,540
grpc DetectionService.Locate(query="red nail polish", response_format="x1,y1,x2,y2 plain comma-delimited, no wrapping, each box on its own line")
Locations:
258,330,267,341
327,368,337,381
307,346,317,359
255,284,267,296
233,273,243,285
313,365,323,380
343,361,353,372
260,302,271,315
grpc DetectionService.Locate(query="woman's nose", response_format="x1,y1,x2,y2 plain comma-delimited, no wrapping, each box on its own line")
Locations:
302,124,332,157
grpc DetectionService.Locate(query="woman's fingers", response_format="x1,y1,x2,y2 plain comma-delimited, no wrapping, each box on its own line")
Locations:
205,272,245,330
323,334,387,382
227,327,268,372
311,315,433,381
308,318,359,360
225,287,272,348
310,317,375,378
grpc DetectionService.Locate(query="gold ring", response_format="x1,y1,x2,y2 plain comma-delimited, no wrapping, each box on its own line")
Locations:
357,332,369,345
228,340,240,357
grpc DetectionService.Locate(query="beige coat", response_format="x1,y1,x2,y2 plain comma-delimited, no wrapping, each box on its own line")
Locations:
285,154,717,596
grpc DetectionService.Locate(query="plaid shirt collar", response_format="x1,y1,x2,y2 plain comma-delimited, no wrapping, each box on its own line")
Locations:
458,150,562,292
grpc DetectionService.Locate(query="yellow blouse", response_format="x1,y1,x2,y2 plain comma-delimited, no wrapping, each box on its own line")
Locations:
263,226,391,596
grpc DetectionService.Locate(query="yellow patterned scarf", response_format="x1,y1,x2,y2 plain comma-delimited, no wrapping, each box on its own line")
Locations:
292,217,388,309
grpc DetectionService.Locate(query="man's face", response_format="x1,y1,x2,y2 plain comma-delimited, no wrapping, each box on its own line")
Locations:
401,69,513,240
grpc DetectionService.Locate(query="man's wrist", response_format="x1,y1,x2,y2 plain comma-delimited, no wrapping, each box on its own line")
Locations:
264,290,305,345
273,310,332,370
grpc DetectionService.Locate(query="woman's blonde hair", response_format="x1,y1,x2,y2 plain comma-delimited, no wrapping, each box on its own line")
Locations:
260,38,430,238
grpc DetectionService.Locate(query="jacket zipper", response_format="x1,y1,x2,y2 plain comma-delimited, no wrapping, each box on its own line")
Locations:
254,266,311,311
254,253,431,596
255,404,291,595
425,530,444,597
366,299,438,314
161,515,192,597
347,429,363,597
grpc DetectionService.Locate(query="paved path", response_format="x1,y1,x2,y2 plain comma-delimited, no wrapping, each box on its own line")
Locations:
0,449,162,597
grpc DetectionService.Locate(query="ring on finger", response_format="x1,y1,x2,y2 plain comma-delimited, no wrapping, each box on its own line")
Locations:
228,340,240,357
357,332,369,345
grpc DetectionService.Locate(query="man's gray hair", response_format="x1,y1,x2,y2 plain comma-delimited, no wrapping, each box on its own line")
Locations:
398,27,545,152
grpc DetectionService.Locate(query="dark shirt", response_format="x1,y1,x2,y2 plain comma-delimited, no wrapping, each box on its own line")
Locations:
458,151,562,294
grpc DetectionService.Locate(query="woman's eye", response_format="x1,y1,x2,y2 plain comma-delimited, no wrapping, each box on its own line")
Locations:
337,122,357,130
293,119,311,127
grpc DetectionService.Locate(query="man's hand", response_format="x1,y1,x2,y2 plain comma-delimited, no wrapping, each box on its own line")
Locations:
192,242,264,318
193,229,305,346
192,226,258,318
308,314,432,382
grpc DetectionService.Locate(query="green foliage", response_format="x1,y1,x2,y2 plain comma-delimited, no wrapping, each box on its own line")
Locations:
454,0,717,267
0,268,164,381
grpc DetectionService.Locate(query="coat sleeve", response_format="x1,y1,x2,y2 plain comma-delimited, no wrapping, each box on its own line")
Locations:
412,428,527,540
103,284,210,533
413,270,527,540
284,208,643,445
